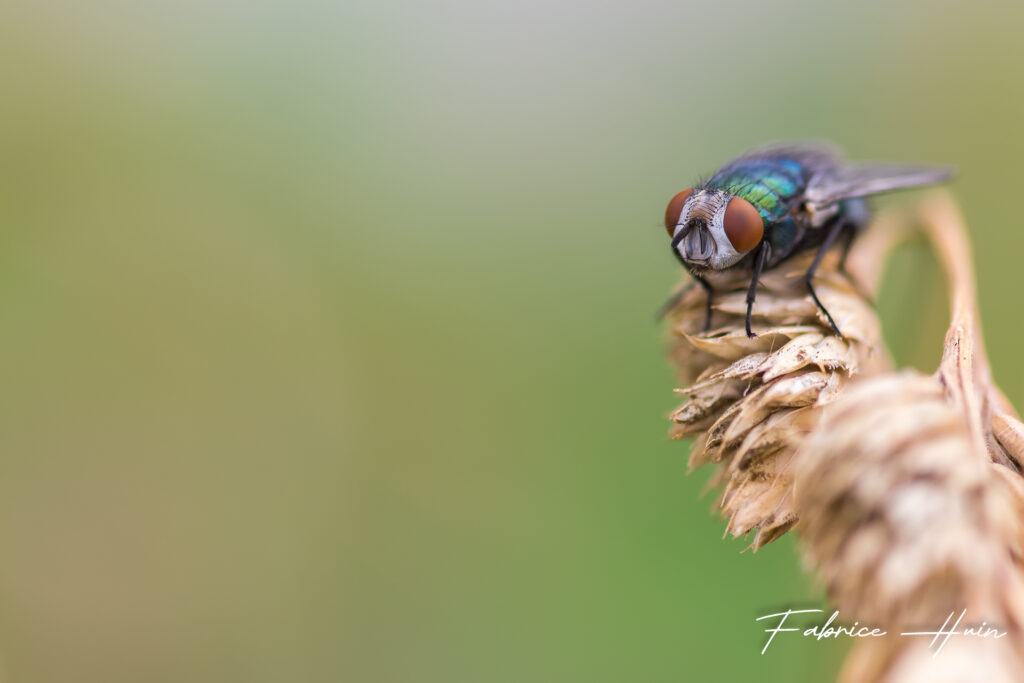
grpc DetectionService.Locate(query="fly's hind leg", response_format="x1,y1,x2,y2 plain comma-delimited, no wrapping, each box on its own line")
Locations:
836,222,875,306
837,222,856,273
804,220,845,339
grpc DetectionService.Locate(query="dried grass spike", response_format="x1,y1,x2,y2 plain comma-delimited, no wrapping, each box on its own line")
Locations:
793,371,1024,681
666,243,889,549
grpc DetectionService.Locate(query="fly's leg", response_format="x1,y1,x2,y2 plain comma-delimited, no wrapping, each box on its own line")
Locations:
804,220,845,339
745,240,769,338
671,227,714,332
836,223,875,306
654,280,696,322
837,223,856,273
688,268,714,332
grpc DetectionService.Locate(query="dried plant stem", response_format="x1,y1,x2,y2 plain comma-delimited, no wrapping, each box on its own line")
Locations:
921,196,1023,469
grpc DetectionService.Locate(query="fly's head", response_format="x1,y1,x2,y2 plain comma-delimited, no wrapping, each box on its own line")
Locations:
664,189,764,272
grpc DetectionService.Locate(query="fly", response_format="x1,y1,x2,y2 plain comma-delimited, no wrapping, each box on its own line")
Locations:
661,141,952,338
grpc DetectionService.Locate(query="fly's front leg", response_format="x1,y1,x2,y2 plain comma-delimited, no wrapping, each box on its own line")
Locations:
671,227,714,332
745,240,769,338
686,267,714,332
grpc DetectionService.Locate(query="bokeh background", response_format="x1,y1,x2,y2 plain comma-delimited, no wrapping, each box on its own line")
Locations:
1,1,1023,681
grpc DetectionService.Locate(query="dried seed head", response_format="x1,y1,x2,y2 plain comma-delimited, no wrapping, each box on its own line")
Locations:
666,249,887,548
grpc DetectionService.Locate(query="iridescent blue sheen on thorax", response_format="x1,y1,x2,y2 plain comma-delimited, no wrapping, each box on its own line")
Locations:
703,157,810,223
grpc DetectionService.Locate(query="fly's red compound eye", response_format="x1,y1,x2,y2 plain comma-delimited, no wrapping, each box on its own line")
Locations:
664,189,693,236
723,197,764,253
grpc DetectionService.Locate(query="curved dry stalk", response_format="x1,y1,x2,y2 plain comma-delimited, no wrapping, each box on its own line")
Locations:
920,196,1023,469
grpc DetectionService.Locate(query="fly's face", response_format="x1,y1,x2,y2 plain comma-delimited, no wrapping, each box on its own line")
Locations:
664,189,764,271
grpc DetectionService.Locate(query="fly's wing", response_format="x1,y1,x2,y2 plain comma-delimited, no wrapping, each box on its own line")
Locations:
723,139,843,170
805,163,953,208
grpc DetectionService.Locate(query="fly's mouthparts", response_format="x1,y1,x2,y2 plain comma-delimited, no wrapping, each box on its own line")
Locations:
682,220,715,263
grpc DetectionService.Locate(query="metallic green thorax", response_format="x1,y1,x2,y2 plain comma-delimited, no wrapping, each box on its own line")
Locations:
703,158,807,223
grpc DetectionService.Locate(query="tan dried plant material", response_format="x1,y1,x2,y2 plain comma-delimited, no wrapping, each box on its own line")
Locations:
794,371,1024,682
665,231,890,549
665,189,1024,677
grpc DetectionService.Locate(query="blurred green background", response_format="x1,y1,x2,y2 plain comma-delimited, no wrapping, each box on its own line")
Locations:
0,1,1022,681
